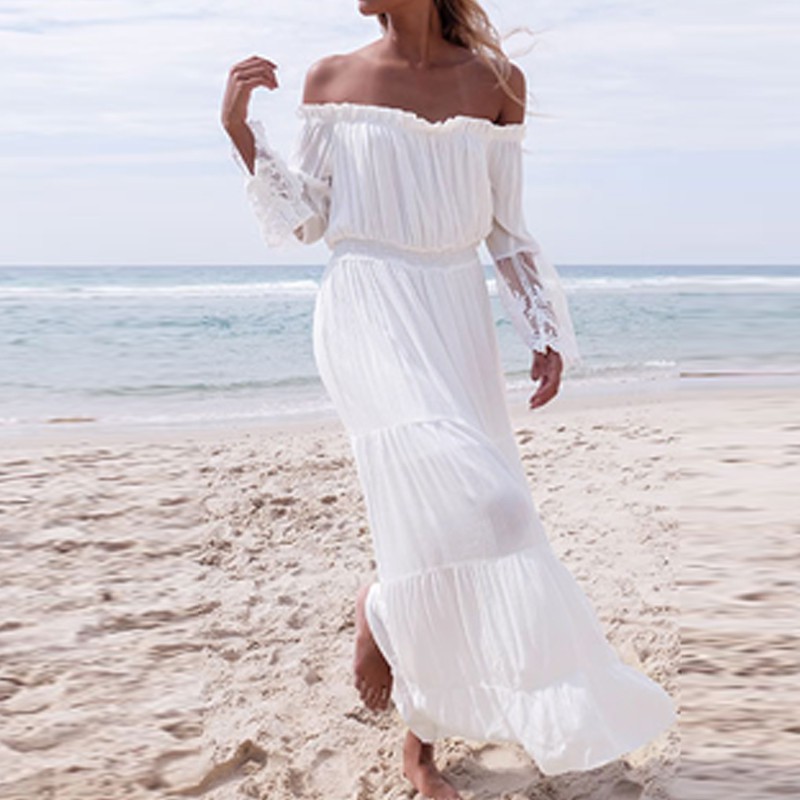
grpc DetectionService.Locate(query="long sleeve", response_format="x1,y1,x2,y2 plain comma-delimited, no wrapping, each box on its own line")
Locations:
484,136,580,368
232,116,333,247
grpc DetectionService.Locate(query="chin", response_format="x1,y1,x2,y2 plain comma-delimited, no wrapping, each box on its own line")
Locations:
357,0,388,16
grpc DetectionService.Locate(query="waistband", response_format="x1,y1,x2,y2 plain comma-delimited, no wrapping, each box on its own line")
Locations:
329,237,479,268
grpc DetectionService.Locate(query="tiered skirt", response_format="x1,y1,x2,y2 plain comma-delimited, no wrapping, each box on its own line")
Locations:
312,238,675,775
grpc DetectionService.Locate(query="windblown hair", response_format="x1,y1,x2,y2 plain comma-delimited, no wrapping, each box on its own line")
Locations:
377,0,529,110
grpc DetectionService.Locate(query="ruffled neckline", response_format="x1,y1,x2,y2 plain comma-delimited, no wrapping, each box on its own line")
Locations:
297,101,526,140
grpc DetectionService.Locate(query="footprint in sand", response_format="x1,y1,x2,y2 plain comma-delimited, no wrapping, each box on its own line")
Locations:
306,747,359,795
607,778,644,799
0,676,24,701
161,720,203,742
449,743,536,798
286,609,305,631
170,739,267,797
270,495,297,506
2,721,85,753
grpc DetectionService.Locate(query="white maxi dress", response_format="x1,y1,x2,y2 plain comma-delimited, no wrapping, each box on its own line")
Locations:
235,101,676,776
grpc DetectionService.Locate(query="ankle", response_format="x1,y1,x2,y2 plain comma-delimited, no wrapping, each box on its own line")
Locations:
403,731,435,765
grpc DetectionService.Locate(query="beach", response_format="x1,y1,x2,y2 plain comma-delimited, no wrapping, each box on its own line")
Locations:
1,381,795,799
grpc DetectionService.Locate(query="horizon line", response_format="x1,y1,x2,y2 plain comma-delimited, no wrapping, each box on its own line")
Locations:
2,262,799,270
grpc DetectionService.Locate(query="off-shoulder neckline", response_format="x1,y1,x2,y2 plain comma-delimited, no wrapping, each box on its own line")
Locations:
297,101,526,139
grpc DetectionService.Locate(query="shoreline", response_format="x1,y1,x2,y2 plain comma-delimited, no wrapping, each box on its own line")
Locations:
2,373,798,450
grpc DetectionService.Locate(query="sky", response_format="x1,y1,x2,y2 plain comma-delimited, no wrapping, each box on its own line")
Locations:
0,0,797,267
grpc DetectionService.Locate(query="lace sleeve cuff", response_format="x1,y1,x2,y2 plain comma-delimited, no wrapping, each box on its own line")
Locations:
493,245,581,369
232,119,318,247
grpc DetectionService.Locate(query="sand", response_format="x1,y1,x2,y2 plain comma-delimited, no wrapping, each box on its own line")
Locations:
671,385,799,800
0,383,795,799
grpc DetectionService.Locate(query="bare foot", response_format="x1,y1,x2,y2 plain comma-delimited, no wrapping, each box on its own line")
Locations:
354,584,392,711
403,730,462,800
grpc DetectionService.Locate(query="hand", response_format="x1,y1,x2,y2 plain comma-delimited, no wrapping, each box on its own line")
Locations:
221,55,279,131
529,346,563,410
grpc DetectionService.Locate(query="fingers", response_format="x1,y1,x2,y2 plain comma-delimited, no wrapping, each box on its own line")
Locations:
529,375,558,409
233,68,277,91
529,351,562,409
229,56,279,91
231,55,278,74
237,54,278,69
530,350,545,381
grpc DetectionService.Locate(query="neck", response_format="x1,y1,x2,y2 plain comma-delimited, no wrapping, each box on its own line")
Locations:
380,2,446,68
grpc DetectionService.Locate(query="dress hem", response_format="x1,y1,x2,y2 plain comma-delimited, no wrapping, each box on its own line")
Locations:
363,553,677,776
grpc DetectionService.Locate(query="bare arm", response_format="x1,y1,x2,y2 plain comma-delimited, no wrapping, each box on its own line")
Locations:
221,55,279,175
221,52,345,174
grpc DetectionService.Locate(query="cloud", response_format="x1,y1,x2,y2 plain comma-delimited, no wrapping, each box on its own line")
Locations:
0,0,797,264
1,0,795,156
520,2,800,154
0,0,370,145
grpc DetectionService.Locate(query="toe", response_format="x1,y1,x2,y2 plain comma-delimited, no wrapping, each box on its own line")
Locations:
378,686,390,709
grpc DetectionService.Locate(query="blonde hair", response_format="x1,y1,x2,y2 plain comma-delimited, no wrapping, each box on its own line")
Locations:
377,0,530,111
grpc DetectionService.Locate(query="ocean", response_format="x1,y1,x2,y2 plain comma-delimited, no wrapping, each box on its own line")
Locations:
1,264,798,432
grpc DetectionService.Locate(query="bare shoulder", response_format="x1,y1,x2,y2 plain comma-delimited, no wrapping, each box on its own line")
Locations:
301,46,375,104
460,55,526,124
496,60,527,125
302,54,348,104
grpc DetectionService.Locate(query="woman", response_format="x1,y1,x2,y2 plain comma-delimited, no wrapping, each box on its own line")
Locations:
222,2,676,797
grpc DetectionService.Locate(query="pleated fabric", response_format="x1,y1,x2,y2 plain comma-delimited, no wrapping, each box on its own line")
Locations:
237,101,676,775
